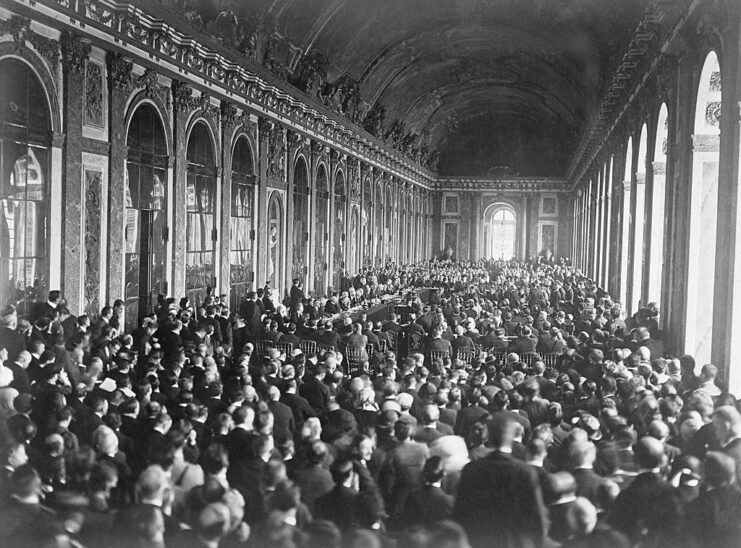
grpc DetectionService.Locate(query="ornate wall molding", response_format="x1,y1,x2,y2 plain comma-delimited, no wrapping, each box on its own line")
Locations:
61,30,91,73
84,60,104,127
17,0,434,189
107,51,133,90
435,177,569,193
0,14,60,68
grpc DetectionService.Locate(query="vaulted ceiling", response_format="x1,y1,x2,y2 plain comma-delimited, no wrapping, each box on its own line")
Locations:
182,0,649,176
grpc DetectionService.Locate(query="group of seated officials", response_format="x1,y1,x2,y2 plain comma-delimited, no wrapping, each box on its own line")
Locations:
0,257,739,548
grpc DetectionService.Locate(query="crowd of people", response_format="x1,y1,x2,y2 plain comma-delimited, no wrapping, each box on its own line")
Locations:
0,257,740,548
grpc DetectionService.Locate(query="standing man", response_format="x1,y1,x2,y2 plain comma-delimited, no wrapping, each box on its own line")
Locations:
454,414,548,548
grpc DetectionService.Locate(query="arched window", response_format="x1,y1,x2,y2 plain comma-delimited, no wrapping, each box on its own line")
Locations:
1,59,51,311
292,157,309,282
648,104,668,310
686,51,721,365
349,206,359,274
185,122,217,309
491,208,516,259
267,193,283,292
332,171,346,289
385,186,393,262
362,176,372,267
229,137,254,310
375,183,383,265
619,137,633,308
631,124,648,312
124,103,168,330
314,164,329,296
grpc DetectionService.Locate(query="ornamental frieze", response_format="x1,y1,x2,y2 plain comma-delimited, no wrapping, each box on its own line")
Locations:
13,0,434,190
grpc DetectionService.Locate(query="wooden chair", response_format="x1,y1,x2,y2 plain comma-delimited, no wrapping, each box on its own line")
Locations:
276,342,294,357
345,346,364,371
430,350,450,363
487,350,508,363
457,350,476,365
521,352,541,366
378,339,388,354
317,344,335,355
298,340,317,355
256,340,274,356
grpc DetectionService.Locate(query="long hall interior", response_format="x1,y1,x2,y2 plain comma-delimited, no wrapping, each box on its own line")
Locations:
2,0,741,546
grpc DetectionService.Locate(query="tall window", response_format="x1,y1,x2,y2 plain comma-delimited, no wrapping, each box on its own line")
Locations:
268,194,283,291
1,59,50,312
375,184,383,265
620,137,633,308
314,164,329,296
686,51,721,365
125,104,168,331
292,157,309,281
648,104,668,309
186,122,217,309
229,137,254,310
489,208,516,259
631,124,648,312
332,172,346,289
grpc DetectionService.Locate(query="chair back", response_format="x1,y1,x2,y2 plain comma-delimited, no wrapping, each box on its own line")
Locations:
298,340,317,355
256,340,274,356
276,342,294,357
430,350,450,363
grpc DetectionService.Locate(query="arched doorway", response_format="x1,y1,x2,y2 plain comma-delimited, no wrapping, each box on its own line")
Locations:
484,204,517,260
332,171,346,290
685,51,721,365
0,59,51,314
362,176,371,268
631,123,648,312
292,157,309,283
267,193,283,293
349,206,359,274
314,164,329,296
229,136,255,310
620,136,633,308
185,121,217,310
124,103,168,329
648,104,668,309
375,183,383,265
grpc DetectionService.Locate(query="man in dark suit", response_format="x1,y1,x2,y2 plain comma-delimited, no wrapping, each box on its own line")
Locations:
316,320,342,349
508,326,538,355
289,278,305,309
479,327,509,351
277,323,301,348
452,325,476,357
537,326,567,355
200,305,223,344
454,413,548,548
0,308,25,363
315,458,362,532
299,364,331,414
569,439,617,511
428,327,453,356
687,451,741,546
713,406,741,483
400,456,454,526
267,385,295,444
609,437,682,544
363,321,380,352
110,464,180,547
238,291,262,343
0,465,60,546
414,404,454,445
281,379,315,429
